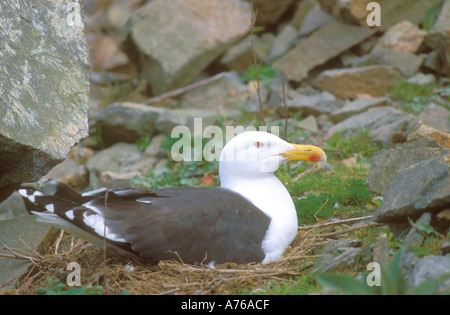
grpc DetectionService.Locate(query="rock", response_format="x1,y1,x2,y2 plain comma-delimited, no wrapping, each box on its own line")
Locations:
282,90,343,116
408,127,450,149
330,97,390,123
0,0,90,202
366,137,450,195
373,233,390,269
43,158,88,191
416,103,450,134
179,72,248,114
249,0,296,27
312,240,368,273
86,143,156,186
318,0,443,30
425,0,450,50
297,115,319,133
441,240,450,255
328,106,415,148
95,103,164,147
155,108,218,136
403,212,432,250
267,25,299,63
373,156,450,223
424,50,443,73
407,73,437,86
318,65,404,99
121,0,251,95
298,3,335,36
352,48,424,78
436,209,450,233
0,192,27,221
220,35,272,72
0,216,50,289
143,134,168,158
407,255,450,291
291,0,321,30
373,21,427,54
273,21,375,82
88,35,130,73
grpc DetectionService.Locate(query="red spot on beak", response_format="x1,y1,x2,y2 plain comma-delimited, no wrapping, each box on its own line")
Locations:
309,154,322,162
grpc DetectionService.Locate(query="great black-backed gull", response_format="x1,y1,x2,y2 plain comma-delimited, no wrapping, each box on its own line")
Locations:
19,131,326,264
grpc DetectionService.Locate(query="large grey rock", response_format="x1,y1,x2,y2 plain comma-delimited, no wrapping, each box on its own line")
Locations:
367,138,450,196
426,0,450,50
352,48,424,78
121,0,251,95
318,0,443,30
416,103,450,134
328,107,415,148
318,65,404,99
406,255,450,291
273,21,375,82
95,103,164,147
373,156,450,223
247,0,296,27
330,97,390,123
282,91,343,116
0,0,90,201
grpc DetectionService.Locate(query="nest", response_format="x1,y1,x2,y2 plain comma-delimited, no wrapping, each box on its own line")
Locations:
1,216,379,295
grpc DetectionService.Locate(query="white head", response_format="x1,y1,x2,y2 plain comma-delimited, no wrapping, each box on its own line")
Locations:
219,131,326,184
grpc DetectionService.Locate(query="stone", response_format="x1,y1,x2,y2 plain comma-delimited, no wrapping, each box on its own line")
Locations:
43,158,88,191
179,72,248,114
374,21,427,54
291,0,320,30
0,0,90,202
155,108,218,136
416,103,450,134
313,247,364,273
328,107,415,148
373,156,450,223
436,209,450,233
330,97,390,123
267,25,299,63
318,65,404,99
366,137,450,195
318,0,443,30
407,115,450,148
0,192,27,221
121,0,251,95
85,142,156,182
273,21,375,82
407,255,450,291
373,233,390,269
95,102,164,147
403,212,432,250
282,90,343,116
407,73,437,86
298,3,335,36
248,0,296,27
425,0,450,50
220,35,272,72
0,215,50,289
352,48,424,78
297,115,319,133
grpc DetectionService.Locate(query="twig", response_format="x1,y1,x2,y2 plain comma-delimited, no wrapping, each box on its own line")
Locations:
298,216,374,230
142,72,228,105
250,0,265,125
103,175,110,295
318,222,384,238
282,77,290,173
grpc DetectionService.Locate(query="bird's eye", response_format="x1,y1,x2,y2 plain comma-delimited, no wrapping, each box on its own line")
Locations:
254,141,264,148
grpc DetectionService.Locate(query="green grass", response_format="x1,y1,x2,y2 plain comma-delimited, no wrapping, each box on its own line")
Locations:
325,130,381,161
388,81,441,115
285,167,375,225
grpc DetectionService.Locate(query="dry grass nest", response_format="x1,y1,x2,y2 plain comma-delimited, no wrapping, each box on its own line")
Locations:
1,216,380,295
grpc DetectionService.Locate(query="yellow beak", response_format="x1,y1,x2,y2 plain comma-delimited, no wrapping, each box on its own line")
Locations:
280,144,327,162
